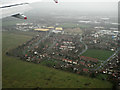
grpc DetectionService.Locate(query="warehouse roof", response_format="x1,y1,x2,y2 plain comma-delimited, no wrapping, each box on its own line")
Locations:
55,27,63,31
34,28,49,31
47,26,54,29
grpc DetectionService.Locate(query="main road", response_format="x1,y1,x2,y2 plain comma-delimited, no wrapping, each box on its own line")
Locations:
95,48,120,71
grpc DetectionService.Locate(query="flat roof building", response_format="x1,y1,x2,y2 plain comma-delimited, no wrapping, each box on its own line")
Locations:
55,27,63,31
34,28,49,32
47,26,54,29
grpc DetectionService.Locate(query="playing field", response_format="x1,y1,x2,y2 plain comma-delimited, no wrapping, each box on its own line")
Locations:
2,31,113,88
82,49,114,60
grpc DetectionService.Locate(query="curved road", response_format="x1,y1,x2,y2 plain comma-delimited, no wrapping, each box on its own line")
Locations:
79,36,88,55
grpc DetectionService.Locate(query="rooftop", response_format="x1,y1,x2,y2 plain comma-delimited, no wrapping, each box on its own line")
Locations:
34,28,49,31
55,27,63,31
47,26,54,29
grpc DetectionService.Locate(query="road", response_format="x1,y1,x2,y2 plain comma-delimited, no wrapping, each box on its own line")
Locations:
95,48,120,71
79,36,88,55
34,31,52,46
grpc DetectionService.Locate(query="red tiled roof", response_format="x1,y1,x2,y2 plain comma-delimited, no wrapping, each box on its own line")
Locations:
62,59,72,62
83,68,89,72
80,56,98,63
80,61,85,65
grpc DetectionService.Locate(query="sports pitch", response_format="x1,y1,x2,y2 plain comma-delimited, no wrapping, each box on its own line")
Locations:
82,49,114,60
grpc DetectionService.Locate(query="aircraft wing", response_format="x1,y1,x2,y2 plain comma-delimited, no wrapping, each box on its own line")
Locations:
1,3,31,19
0,0,58,19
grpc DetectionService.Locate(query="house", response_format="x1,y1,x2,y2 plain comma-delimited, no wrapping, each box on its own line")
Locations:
80,56,98,63
73,61,77,65
83,68,89,72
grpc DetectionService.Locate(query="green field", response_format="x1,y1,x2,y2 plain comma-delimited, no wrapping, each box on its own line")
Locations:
82,49,114,60
2,18,26,27
2,31,113,88
59,23,92,29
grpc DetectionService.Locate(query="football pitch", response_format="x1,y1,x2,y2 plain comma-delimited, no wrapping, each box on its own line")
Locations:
82,49,114,60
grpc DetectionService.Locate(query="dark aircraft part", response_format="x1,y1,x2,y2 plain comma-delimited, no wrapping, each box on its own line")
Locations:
54,0,58,3
12,13,27,20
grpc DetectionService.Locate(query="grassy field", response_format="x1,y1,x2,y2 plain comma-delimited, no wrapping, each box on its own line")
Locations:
59,23,92,29
2,31,113,88
82,49,114,60
64,28,83,34
2,18,25,27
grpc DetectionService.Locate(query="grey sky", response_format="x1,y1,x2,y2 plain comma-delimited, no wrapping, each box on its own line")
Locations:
27,2,118,17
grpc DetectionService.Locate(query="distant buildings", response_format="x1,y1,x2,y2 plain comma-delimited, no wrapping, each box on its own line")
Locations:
55,27,63,31
16,23,64,33
34,28,49,32
111,23,118,25
101,18,110,20
78,20,91,24
34,26,64,34
16,23,34,31
47,26,54,29
94,27,104,29
94,30,119,36
52,27,64,34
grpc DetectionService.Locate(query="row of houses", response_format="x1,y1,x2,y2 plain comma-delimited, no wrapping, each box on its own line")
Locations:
62,59,78,64
80,56,98,63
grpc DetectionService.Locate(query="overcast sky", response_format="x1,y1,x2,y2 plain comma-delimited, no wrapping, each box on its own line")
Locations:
43,0,119,2
1,0,119,4
1,0,118,18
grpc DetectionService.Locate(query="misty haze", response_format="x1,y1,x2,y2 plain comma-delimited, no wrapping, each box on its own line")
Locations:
1,1,120,89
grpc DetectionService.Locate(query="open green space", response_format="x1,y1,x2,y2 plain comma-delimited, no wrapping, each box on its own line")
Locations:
2,18,26,27
2,31,113,88
82,49,114,60
59,23,92,29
